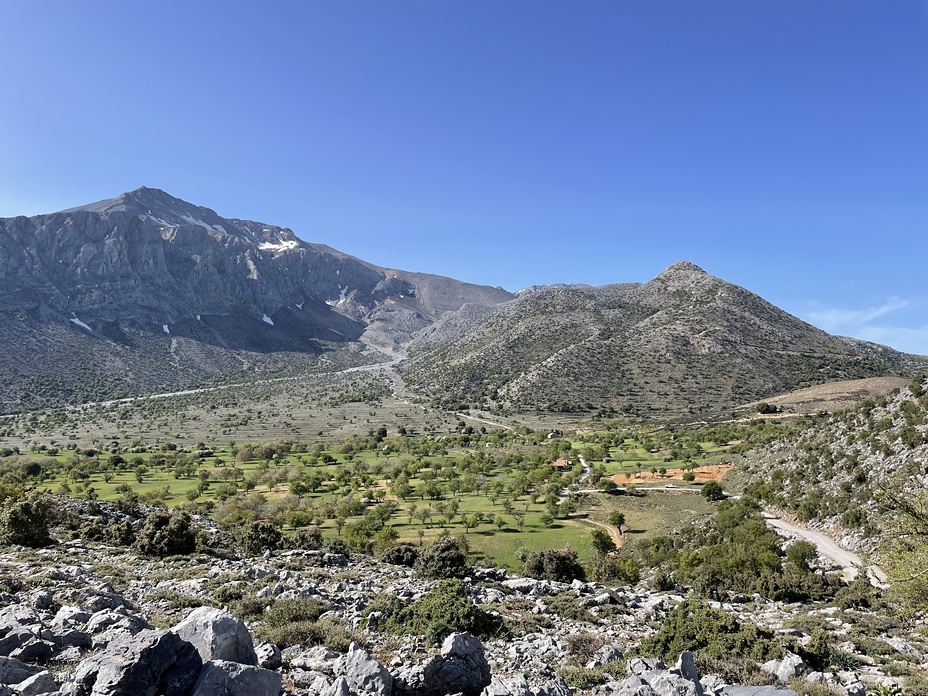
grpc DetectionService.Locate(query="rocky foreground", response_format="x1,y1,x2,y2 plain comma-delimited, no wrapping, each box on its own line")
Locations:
0,522,914,696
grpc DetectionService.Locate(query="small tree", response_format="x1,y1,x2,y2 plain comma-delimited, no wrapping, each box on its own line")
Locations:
608,510,625,535
786,540,818,573
702,481,725,501
239,520,284,556
590,528,616,556
0,492,55,548
414,534,469,579
524,546,585,582
136,510,197,558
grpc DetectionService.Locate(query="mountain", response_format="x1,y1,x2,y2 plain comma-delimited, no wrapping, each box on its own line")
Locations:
400,261,927,417
0,187,514,409
0,189,923,416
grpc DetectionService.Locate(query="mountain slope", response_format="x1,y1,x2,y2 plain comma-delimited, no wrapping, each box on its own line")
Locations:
400,262,925,417
0,187,514,409
737,375,928,556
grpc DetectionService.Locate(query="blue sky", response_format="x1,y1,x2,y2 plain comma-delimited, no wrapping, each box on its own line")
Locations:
1,1,926,353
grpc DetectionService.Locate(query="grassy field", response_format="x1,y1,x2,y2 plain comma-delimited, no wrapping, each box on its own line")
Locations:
0,398,793,570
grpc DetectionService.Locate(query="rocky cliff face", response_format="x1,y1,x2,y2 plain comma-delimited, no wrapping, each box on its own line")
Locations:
0,188,515,408
0,187,514,342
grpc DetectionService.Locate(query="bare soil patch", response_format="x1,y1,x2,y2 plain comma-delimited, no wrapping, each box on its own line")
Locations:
608,462,734,485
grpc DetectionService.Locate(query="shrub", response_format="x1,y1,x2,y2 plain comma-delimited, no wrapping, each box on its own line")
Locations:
524,547,585,582
289,526,323,550
414,535,469,579
566,631,604,660
786,539,818,572
135,510,197,558
387,579,502,639
701,481,725,501
325,538,349,555
381,543,419,567
545,592,595,622
639,598,783,663
254,615,361,652
228,595,274,620
103,520,136,547
262,598,329,625
0,492,55,548
587,552,640,584
239,521,283,556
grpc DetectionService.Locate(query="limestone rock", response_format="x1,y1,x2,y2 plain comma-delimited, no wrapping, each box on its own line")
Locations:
0,656,42,686
761,652,807,684
416,633,491,696
11,670,58,695
336,643,392,696
172,607,257,666
71,629,202,696
189,659,281,696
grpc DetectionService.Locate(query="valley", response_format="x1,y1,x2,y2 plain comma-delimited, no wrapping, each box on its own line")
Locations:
1,189,927,695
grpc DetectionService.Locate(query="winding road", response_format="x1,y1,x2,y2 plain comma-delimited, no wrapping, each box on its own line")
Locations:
762,513,888,587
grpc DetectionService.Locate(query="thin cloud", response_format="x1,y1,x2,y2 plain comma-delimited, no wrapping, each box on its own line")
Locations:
804,298,909,333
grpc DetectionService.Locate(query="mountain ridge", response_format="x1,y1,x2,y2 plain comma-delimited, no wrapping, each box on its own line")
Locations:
0,187,924,415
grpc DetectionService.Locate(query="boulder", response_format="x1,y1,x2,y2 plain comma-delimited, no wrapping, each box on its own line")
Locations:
336,643,392,696
8,639,54,663
720,688,799,696
189,659,281,696
11,670,58,695
534,677,572,696
290,645,341,673
673,652,703,696
482,675,533,696
255,642,282,670
610,676,659,696
418,633,491,696
760,652,807,684
0,657,42,686
644,672,700,696
171,607,257,666
321,676,354,696
71,629,202,696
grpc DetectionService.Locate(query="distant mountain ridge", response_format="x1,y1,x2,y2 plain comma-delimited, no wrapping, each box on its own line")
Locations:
0,188,923,414
400,261,926,417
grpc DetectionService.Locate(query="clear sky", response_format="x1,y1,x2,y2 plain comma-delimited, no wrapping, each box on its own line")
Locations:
1,1,926,353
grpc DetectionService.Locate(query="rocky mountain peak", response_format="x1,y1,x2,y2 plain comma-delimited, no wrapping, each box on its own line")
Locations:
61,187,299,249
658,260,707,276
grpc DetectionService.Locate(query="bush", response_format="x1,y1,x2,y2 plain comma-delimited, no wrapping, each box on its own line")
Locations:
381,543,419,567
701,481,725,501
524,547,585,582
103,520,136,547
587,552,640,584
228,595,273,620
254,615,361,652
239,521,283,556
325,538,349,555
135,510,197,558
786,540,818,572
0,492,55,548
414,535,469,579
382,579,502,639
289,526,323,550
639,598,783,663
545,592,595,622
566,631,604,660
262,598,329,625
